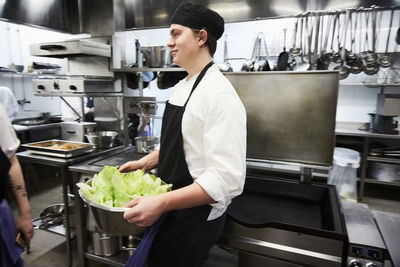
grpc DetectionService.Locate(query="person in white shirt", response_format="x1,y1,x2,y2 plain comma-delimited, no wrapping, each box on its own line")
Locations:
0,103,34,265
0,86,19,121
120,3,246,267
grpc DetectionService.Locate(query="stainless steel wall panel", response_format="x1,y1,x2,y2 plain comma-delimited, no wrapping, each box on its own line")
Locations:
0,0,77,32
123,0,399,29
224,71,339,167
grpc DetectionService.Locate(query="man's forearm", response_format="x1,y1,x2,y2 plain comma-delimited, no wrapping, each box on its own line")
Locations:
158,182,215,212
8,154,31,215
139,149,159,171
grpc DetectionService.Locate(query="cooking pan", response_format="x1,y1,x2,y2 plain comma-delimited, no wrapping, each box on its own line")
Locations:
157,68,188,89
276,29,289,71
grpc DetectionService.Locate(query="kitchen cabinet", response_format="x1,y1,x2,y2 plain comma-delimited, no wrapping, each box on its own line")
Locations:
335,123,400,200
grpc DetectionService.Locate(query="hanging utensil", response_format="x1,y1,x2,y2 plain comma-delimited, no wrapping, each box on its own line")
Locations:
350,8,364,74
277,29,289,70
363,7,379,75
378,9,394,68
310,13,320,70
317,14,333,70
218,34,233,72
289,16,302,56
334,9,351,79
295,14,312,71
346,9,358,65
326,12,340,62
306,14,315,70
363,8,379,66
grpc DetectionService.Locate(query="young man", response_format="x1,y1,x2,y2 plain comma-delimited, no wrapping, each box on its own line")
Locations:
120,3,246,266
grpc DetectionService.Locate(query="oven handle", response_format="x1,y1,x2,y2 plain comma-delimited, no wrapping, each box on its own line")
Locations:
40,44,66,50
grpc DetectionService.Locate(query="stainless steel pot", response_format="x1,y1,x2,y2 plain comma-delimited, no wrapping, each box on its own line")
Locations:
140,46,171,68
91,232,119,256
135,136,159,154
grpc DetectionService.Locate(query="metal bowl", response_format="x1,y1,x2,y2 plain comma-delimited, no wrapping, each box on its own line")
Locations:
79,180,148,236
85,131,118,149
140,46,171,68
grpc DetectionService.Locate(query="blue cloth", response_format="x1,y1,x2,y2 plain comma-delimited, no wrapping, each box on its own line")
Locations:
124,213,168,267
0,199,24,267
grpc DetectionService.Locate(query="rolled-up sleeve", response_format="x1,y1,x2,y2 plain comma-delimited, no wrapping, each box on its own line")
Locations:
194,93,246,220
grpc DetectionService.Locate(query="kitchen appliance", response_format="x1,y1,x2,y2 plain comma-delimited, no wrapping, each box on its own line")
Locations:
61,121,96,142
33,76,117,95
221,175,347,267
368,93,400,135
30,39,111,58
218,71,343,266
341,201,388,267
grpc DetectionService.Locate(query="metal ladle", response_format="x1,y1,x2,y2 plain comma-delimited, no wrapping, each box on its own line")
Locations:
289,16,302,56
325,13,339,62
346,9,358,65
334,9,351,79
378,9,394,68
349,9,363,74
363,8,379,66
317,14,332,70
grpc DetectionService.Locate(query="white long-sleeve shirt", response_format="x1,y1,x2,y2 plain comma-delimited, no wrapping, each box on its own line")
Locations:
0,103,20,158
167,64,247,220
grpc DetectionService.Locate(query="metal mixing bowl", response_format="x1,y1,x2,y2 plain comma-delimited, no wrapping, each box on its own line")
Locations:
79,180,148,236
85,131,118,149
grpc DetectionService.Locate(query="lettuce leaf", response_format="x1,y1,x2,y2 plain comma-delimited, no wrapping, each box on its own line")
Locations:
77,165,172,207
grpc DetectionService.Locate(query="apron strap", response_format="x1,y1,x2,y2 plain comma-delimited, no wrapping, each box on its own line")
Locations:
183,61,214,109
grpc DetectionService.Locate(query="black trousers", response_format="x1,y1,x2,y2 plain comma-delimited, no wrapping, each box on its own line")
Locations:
148,205,226,267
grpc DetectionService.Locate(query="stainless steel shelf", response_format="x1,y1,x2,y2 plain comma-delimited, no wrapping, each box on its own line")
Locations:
112,67,185,72
367,156,400,164
34,92,124,97
84,249,132,266
339,83,400,87
364,178,400,187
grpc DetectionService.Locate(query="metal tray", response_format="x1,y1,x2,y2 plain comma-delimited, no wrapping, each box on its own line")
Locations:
22,139,93,158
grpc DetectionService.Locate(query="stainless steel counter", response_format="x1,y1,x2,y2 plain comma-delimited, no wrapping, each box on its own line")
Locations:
17,146,124,267
335,122,400,139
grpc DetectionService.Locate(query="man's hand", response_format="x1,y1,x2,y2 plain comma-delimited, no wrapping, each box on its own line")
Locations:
123,195,165,227
119,160,144,172
15,213,34,242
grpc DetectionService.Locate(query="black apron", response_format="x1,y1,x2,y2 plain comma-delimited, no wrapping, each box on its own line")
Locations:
0,148,11,201
149,62,226,267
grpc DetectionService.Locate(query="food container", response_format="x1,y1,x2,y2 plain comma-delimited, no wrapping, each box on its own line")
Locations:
135,136,159,154
140,46,171,67
79,180,148,236
85,131,118,149
22,140,93,158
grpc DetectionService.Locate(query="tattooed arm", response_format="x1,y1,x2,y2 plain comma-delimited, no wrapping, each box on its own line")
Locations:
8,154,34,242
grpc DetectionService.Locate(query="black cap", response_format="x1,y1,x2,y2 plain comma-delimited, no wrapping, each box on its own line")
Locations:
170,3,224,40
